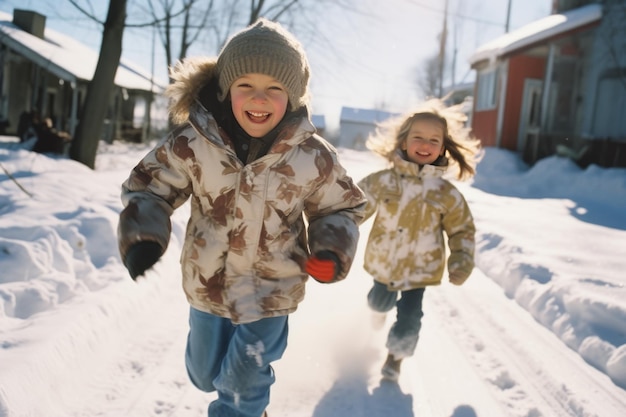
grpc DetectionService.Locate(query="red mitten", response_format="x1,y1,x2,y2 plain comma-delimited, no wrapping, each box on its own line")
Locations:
305,251,341,283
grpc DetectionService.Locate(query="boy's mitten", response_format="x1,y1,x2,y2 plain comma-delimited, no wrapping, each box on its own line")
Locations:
123,241,163,280
305,250,341,283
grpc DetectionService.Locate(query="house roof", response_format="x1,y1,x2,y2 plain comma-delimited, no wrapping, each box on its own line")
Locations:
340,107,398,124
0,10,165,93
469,4,603,66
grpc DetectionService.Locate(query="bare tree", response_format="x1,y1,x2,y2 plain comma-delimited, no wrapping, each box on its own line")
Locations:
416,54,441,99
148,0,361,80
147,0,214,81
69,0,127,169
68,0,360,169
67,0,192,168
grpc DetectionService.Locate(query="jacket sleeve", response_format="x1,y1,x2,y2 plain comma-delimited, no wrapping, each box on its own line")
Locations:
117,133,194,261
356,173,380,223
305,149,366,281
442,187,476,280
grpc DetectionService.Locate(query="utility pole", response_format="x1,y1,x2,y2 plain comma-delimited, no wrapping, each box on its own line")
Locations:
505,0,512,32
438,0,449,97
451,23,457,89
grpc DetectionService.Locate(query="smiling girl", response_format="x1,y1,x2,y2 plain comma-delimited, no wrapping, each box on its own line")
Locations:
357,99,481,381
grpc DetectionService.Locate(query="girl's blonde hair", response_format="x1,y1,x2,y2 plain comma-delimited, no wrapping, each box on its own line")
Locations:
366,98,482,180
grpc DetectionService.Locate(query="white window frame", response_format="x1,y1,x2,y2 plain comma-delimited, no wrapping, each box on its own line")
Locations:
475,67,499,111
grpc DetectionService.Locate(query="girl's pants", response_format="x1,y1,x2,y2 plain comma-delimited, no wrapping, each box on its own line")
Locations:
185,307,289,417
367,280,425,359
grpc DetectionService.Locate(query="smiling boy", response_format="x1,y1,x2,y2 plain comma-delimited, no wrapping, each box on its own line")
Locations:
118,19,366,417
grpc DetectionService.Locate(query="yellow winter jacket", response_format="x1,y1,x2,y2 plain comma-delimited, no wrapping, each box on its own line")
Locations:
358,153,475,290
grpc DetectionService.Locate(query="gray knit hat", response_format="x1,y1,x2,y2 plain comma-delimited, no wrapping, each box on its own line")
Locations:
216,18,310,111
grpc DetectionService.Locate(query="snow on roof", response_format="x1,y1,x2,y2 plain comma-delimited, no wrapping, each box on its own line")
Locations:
340,106,398,124
469,4,603,66
0,10,165,93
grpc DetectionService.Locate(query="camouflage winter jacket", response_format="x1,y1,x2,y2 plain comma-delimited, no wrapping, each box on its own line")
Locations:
358,152,475,290
118,59,366,324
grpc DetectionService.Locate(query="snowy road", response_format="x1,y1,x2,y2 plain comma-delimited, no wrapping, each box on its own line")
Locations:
3,143,626,417
61,249,626,417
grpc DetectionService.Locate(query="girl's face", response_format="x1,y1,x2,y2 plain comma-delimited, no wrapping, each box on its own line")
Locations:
401,119,445,165
229,73,289,138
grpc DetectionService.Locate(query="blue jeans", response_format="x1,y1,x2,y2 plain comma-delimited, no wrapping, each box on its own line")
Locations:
367,280,425,359
185,307,289,417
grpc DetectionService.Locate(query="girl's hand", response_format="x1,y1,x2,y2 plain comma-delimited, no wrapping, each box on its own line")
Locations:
449,271,469,286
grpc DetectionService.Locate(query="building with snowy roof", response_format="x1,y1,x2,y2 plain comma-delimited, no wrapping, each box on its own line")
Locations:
338,106,398,150
0,9,166,143
469,0,626,168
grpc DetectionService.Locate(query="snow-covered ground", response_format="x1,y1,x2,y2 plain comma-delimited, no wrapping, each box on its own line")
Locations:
1,136,625,417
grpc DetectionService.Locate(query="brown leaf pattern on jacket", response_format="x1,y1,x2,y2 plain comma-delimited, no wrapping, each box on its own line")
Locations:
196,268,226,305
228,223,248,256
173,135,195,160
208,189,235,227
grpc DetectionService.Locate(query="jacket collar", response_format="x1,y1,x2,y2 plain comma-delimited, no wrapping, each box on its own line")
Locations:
391,150,447,179
188,100,316,152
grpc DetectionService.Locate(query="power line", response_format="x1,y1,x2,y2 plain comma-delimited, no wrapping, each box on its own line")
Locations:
406,0,505,28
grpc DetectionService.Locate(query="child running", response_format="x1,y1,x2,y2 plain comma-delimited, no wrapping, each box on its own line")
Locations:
117,18,366,417
357,99,481,381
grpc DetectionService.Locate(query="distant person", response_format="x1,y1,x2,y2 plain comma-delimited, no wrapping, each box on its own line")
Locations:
0,115,9,135
357,100,481,381
32,117,71,154
117,18,365,417
17,109,38,143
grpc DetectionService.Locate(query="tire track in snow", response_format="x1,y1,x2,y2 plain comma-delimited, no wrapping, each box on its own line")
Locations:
61,254,626,417
426,268,626,417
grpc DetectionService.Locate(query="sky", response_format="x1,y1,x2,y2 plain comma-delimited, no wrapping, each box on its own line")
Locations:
0,0,552,130
1,135,626,416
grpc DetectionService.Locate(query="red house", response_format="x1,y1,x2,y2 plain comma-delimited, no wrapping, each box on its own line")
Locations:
469,1,626,167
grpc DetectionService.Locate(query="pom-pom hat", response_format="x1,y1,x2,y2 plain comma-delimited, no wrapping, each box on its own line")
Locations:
216,18,310,111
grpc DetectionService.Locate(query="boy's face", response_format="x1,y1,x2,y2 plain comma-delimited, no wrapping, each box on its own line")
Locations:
229,73,289,138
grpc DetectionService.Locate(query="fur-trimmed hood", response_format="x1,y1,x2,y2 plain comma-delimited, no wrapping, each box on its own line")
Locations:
165,57,218,125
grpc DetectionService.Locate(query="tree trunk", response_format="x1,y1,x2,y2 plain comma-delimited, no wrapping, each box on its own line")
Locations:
69,0,127,169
